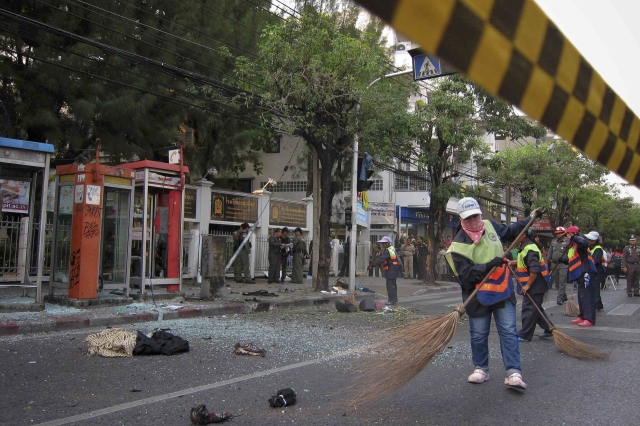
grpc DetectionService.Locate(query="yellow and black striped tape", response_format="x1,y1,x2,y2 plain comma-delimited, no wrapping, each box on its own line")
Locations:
354,0,640,186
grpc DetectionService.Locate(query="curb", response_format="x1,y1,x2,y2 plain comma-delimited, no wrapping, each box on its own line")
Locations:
0,286,459,337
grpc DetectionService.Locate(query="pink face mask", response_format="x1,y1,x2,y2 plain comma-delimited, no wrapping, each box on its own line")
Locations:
461,215,485,244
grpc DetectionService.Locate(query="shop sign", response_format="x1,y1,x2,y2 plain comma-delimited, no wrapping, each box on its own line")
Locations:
369,202,395,225
356,202,367,227
396,206,429,224
184,188,197,219
211,191,258,223
0,179,30,213
531,217,552,231
270,200,306,228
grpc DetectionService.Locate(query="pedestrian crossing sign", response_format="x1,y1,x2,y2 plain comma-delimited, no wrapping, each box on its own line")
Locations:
409,49,456,81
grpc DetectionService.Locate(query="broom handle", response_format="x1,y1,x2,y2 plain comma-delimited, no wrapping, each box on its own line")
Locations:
460,214,540,310
507,264,555,330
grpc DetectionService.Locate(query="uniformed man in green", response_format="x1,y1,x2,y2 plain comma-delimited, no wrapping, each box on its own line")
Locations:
622,234,640,297
546,227,569,305
233,222,255,284
290,227,308,283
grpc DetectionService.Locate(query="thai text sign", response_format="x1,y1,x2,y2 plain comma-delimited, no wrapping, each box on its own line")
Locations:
369,202,395,225
211,191,258,223
184,188,197,219
270,200,306,228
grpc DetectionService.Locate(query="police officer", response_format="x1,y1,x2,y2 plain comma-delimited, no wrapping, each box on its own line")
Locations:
291,228,308,283
233,223,255,284
546,227,569,305
371,236,401,305
280,227,291,281
622,235,640,297
268,228,284,283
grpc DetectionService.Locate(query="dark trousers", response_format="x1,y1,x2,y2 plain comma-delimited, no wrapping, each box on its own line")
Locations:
626,264,640,294
593,272,604,310
339,253,350,276
519,292,553,340
417,255,426,280
386,278,398,303
281,255,289,280
268,254,280,282
577,273,596,324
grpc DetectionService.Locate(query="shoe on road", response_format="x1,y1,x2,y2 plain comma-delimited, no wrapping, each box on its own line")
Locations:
518,337,530,342
578,320,594,327
468,369,489,384
504,373,527,390
244,279,256,284
538,331,553,339
570,318,583,324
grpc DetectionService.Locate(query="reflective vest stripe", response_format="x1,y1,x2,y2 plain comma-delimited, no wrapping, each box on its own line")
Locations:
593,245,607,268
516,243,550,287
383,247,399,271
568,246,582,281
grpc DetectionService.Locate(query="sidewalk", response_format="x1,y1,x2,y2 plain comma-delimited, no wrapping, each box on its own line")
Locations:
0,275,459,336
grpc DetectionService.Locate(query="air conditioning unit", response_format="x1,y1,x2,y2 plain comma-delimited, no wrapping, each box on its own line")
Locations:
396,42,411,51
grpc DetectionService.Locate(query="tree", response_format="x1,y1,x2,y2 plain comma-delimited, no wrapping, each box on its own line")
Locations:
409,77,545,283
482,140,608,228
236,11,413,290
0,0,275,176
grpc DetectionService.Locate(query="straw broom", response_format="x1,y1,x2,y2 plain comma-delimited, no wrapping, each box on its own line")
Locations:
346,215,538,407
507,264,608,360
562,285,581,316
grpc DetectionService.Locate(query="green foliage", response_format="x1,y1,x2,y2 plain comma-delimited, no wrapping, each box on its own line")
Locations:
0,0,275,176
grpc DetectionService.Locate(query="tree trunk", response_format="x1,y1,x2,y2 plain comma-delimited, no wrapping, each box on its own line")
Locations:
313,156,335,291
424,208,442,285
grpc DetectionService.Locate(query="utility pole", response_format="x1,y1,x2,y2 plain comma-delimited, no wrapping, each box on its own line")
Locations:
312,148,320,290
348,69,413,291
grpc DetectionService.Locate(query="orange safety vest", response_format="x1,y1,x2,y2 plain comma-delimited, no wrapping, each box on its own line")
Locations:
568,245,596,281
515,243,550,293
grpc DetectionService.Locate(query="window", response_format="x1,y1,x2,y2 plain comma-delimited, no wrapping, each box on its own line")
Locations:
343,179,382,191
260,180,307,192
264,137,281,153
394,171,429,191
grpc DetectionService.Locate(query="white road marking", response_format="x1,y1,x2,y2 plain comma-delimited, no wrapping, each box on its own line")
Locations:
606,304,640,316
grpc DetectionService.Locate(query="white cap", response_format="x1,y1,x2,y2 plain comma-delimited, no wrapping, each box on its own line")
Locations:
585,231,600,241
377,236,393,244
456,197,482,219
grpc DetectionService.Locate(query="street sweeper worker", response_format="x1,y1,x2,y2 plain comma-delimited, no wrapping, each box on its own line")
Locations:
586,231,606,312
560,226,597,327
371,236,401,305
445,197,542,390
512,230,554,342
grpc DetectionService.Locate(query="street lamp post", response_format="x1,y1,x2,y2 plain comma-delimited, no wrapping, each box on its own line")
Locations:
348,69,413,291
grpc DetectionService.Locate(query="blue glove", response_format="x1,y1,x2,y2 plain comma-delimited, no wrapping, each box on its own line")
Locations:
584,273,590,287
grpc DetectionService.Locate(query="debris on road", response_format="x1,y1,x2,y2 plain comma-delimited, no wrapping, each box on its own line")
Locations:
133,329,190,356
233,342,266,357
190,404,233,424
242,290,278,297
85,328,137,357
268,388,296,408
335,294,357,313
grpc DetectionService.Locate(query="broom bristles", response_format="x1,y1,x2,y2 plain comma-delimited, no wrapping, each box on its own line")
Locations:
346,310,461,407
551,329,609,359
562,297,580,317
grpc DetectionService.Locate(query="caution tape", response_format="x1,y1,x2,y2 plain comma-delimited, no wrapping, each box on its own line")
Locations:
352,0,640,185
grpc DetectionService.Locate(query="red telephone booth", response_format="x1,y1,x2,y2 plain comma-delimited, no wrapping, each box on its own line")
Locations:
121,161,189,294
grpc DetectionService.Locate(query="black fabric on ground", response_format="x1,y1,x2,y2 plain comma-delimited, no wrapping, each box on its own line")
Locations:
242,290,278,297
133,330,190,356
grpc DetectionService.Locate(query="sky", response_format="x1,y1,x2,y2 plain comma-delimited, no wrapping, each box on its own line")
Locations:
534,0,640,201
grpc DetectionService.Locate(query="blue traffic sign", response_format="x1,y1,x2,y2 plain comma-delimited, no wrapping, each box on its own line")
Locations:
409,49,456,81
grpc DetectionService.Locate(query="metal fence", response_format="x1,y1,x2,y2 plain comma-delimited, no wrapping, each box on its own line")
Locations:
0,218,22,279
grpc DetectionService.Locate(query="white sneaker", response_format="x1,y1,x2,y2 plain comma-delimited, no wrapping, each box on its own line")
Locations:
468,368,489,383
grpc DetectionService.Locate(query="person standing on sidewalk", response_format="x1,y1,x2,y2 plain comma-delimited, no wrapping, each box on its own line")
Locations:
400,238,415,279
513,230,553,342
290,228,307,283
268,228,284,283
622,235,640,297
445,197,540,390
415,236,428,280
546,227,569,305
233,222,255,284
280,227,291,282
371,236,401,305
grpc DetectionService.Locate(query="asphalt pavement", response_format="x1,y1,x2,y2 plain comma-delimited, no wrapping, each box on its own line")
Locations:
1,279,638,425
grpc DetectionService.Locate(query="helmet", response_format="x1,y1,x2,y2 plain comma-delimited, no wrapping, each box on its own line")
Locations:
359,298,377,312
554,226,566,234
566,225,580,233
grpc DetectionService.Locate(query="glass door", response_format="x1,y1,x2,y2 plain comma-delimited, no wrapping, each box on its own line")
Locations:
100,187,131,284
